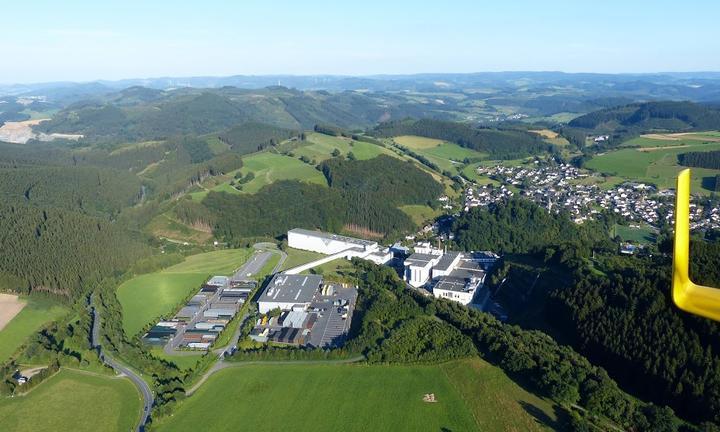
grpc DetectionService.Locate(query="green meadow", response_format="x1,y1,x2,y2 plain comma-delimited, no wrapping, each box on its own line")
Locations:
399,204,443,226
279,247,326,271
292,132,394,162
394,135,486,173
586,142,720,192
118,248,252,336
0,297,68,363
155,358,557,432
0,369,140,432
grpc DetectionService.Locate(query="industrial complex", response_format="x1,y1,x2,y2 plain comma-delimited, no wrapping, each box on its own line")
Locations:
141,228,500,354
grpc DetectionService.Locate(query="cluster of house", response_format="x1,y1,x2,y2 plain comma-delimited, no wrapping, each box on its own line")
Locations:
467,162,720,232
143,276,254,350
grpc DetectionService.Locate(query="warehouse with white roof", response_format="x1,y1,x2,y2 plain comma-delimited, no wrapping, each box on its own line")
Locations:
258,274,323,313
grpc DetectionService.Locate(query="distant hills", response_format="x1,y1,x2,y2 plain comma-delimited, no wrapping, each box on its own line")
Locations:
568,101,720,137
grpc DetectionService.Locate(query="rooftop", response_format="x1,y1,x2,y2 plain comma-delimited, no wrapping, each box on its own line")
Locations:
289,228,377,247
260,274,323,305
434,276,474,293
434,252,461,272
404,253,438,267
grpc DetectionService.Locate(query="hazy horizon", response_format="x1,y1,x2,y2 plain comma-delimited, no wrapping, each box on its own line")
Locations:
2,0,719,84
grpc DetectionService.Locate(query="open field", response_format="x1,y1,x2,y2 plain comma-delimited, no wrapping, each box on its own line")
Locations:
613,224,657,244
394,135,445,149
155,358,557,432
0,294,25,331
150,347,204,370
620,131,720,149
586,142,720,192
119,248,252,335
301,258,355,281
163,248,253,274
0,297,67,363
292,132,394,162
394,135,486,173
279,247,326,271
0,369,140,432
118,272,208,336
400,204,442,226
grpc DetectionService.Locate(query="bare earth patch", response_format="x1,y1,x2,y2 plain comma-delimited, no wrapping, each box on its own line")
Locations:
0,294,26,331
641,132,720,142
0,119,83,144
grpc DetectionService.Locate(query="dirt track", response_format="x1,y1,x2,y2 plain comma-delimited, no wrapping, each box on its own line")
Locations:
0,293,26,331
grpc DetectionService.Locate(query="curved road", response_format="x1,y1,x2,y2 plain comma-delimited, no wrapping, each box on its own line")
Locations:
90,301,154,432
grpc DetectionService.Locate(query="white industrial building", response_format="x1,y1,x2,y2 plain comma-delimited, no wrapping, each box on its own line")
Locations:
404,248,487,305
284,228,392,275
257,274,323,313
288,228,379,255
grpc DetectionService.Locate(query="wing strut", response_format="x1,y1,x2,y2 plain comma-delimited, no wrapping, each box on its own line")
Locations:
672,168,720,321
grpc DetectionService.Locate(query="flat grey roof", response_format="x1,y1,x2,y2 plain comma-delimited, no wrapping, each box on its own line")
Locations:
289,228,377,247
434,276,473,293
259,274,323,305
404,253,437,266
434,252,461,272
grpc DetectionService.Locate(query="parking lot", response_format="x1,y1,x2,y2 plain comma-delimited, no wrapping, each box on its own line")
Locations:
307,283,358,348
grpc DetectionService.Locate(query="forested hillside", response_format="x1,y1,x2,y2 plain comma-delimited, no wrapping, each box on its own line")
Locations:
0,166,141,217
197,155,443,241
218,122,299,155
373,119,553,159
567,101,720,145
0,203,149,298
453,199,720,427
452,199,613,257
678,149,720,169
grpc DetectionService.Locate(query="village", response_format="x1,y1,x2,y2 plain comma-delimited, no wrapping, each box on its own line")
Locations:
463,161,720,232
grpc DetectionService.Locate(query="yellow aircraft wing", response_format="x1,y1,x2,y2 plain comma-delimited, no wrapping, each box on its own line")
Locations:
672,168,720,321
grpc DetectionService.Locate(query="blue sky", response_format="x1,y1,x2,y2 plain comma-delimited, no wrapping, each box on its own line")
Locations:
1,0,719,83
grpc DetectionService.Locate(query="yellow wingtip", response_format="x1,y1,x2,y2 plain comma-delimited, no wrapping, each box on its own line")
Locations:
672,168,720,321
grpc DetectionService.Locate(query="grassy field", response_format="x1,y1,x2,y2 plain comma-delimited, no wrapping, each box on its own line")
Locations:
150,347,204,370
400,204,442,226
118,272,208,336
613,224,657,244
586,142,720,192
394,135,486,173
292,132,394,162
230,152,327,194
163,248,253,274
301,258,356,281
279,247,326,271
620,131,720,148
0,297,67,363
0,369,141,432
394,135,445,149
155,358,557,432
118,249,252,336
190,151,327,200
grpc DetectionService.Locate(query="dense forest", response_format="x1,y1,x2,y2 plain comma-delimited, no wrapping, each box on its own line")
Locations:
218,122,299,155
0,203,149,298
678,150,720,169
347,260,685,431
564,101,720,147
0,166,141,217
373,118,554,159
451,198,614,258
453,199,720,428
199,155,443,241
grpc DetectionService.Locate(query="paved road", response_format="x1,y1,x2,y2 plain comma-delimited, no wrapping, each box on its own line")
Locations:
90,298,154,432
252,242,287,274
231,251,272,281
